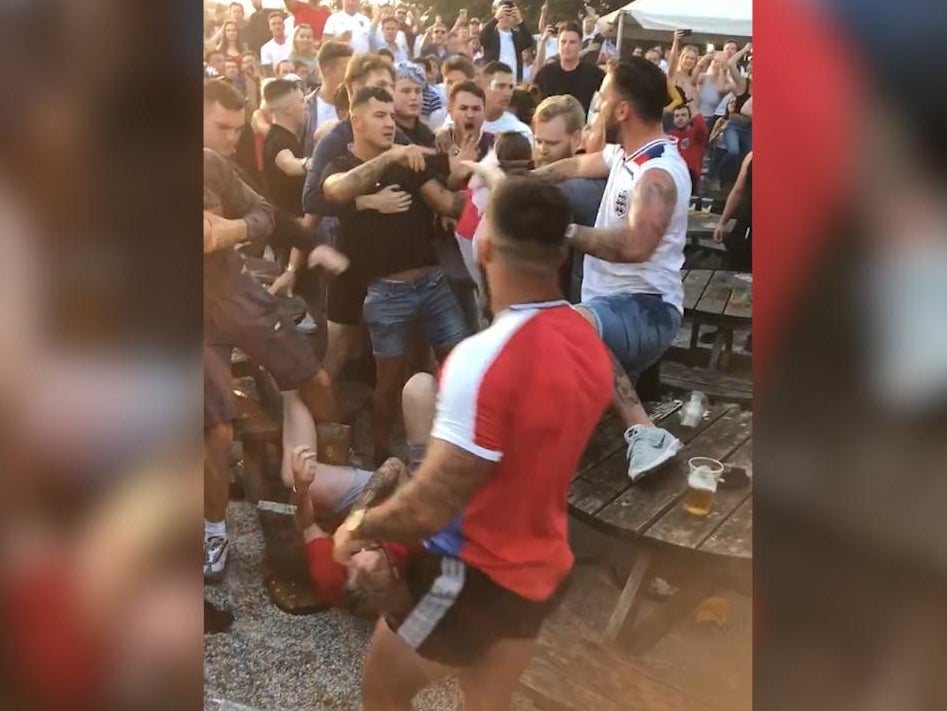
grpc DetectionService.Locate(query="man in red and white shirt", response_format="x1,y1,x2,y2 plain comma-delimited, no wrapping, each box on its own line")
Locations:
668,104,708,194
333,176,613,709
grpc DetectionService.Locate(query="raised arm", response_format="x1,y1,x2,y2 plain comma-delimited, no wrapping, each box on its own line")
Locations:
667,29,683,82
533,152,609,183
714,152,751,243
728,42,751,94
570,167,676,263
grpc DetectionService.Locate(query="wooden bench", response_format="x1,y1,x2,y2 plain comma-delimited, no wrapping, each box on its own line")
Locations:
568,402,752,649
681,269,752,372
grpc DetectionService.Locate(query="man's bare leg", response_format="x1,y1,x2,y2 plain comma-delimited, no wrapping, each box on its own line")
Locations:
204,422,233,581
323,321,364,381
401,372,436,471
362,618,454,711
298,367,341,424
573,305,652,427
458,637,539,711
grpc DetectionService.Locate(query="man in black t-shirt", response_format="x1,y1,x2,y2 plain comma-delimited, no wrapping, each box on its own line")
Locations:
322,86,470,464
534,23,606,115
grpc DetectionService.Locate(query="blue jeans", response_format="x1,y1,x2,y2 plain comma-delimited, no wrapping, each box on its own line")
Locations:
720,119,752,183
581,293,682,379
363,268,470,358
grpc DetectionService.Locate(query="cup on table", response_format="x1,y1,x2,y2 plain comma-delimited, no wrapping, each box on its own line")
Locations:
683,457,725,517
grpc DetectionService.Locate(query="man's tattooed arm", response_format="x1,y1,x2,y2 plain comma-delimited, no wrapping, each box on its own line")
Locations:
352,457,410,511
360,439,494,545
571,168,677,263
532,152,609,183
322,151,397,203
419,179,467,218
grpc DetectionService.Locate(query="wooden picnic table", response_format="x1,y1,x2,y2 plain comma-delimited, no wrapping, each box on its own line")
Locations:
569,401,752,648
686,210,732,259
681,269,752,370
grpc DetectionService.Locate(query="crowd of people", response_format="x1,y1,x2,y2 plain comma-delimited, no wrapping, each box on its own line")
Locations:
203,1,753,706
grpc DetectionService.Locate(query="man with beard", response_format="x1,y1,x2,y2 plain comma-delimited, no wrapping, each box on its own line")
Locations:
532,94,606,302
534,58,690,480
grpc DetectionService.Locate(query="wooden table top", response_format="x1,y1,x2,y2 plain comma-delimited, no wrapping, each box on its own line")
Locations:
687,210,734,236
569,402,753,560
682,269,753,321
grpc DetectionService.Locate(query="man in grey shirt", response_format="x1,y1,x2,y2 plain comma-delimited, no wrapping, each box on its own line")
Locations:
203,80,341,583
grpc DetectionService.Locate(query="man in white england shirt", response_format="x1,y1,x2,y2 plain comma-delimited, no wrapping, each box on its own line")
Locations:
260,12,294,75
535,57,691,479
323,0,372,55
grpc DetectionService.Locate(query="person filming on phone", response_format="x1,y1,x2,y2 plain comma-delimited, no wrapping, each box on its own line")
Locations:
478,0,535,83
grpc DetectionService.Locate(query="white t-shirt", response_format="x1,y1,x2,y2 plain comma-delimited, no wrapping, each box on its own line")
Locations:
323,11,372,54
260,37,293,71
497,29,518,74
582,139,691,312
314,94,338,130
543,36,559,60
371,26,410,61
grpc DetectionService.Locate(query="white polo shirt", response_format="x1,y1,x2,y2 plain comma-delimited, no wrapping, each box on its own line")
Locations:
323,10,372,54
581,139,691,312
260,37,293,71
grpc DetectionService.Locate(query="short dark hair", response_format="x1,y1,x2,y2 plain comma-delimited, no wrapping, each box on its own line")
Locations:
723,39,739,47
350,86,394,111
377,48,394,60
609,57,670,124
559,22,582,38
204,78,245,111
674,103,692,116
318,40,354,70
494,132,533,172
449,79,485,105
381,17,399,28
483,61,513,78
490,176,571,268
334,84,351,117
263,78,300,105
441,54,475,79
228,1,242,8
268,12,284,22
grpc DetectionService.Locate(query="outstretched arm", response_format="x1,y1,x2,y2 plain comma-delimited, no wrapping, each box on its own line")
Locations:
533,152,609,183
571,167,677,263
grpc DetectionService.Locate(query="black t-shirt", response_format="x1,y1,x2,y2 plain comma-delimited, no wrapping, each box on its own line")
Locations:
534,61,606,114
262,123,305,217
321,151,450,282
398,120,436,148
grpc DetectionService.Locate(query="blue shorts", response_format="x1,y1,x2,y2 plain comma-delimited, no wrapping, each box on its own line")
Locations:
363,268,471,358
580,293,682,379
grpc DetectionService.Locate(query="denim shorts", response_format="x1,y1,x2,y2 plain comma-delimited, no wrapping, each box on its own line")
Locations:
580,293,682,380
363,268,471,358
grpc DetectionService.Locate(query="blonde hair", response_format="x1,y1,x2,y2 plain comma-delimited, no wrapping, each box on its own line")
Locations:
533,95,585,135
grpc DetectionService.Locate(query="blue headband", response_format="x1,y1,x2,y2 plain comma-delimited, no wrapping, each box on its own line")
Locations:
394,61,426,87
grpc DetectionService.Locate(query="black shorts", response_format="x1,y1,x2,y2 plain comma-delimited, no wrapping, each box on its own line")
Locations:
204,281,320,428
326,268,367,326
385,552,570,667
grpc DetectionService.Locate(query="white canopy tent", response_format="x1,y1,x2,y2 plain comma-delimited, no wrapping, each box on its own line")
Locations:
603,0,752,39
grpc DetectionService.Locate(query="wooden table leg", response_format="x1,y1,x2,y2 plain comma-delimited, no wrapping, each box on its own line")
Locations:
602,548,653,643
709,328,734,371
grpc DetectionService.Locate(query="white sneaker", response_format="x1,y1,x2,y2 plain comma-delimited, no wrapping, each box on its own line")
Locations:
204,535,229,583
296,313,319,334
625,425,682,482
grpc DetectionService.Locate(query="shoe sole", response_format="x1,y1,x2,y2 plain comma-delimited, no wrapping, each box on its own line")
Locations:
204,567,227,584
629,440,683,481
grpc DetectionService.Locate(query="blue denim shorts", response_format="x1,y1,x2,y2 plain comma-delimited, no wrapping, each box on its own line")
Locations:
363,268,471,358
581,293,682,379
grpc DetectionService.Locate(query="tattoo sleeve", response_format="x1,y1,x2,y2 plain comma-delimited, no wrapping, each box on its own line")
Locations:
420,180,466,218
610,351,642,411
353,458,409,511
572,168,676,263
532,156,582,183
360,440,494,545
323,152,395,203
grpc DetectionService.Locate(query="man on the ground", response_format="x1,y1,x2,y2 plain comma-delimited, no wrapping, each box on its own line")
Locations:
331,175,613,710
534,22,605,115
321,86,471,464
534,57,691,479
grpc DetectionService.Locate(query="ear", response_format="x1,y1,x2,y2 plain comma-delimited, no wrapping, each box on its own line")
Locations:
570,131,583,154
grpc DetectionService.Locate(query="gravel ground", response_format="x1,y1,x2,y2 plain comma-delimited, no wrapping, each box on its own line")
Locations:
204,502,540,711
